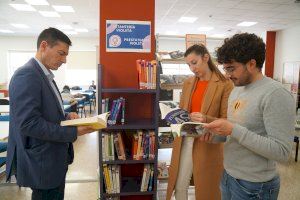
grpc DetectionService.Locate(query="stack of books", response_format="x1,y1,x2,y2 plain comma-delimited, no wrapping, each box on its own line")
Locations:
103,164,121,194
102,132,126,161
140,164,154,192
136,59,157,89
132,130,156,160
101,97,125,125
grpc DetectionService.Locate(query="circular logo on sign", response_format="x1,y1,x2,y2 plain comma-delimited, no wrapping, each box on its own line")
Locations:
109,35,121,47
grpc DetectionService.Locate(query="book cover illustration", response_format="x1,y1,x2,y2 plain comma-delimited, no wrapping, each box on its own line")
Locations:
159,102,226,142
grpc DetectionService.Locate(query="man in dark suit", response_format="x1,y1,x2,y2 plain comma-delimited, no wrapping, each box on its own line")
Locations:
6,27,95,200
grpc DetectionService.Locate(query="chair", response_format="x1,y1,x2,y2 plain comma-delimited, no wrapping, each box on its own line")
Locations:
85,90,96,111
0,115,9,121
77,94,93,117
0,99,9,105
71,86,82,90
0,142,8,168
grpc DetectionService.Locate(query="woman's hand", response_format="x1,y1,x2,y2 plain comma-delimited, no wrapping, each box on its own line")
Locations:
190,112,206,123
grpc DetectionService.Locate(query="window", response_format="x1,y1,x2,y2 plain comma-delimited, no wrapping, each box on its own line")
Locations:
8,51,35,81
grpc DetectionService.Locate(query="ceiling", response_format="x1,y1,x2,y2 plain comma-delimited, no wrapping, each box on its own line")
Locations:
0,0,300,38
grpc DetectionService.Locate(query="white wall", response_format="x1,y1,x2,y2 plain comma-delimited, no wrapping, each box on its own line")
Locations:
274,23,300,81
0,36,98,89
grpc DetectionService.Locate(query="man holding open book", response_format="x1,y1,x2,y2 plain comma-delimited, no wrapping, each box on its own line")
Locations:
6,28,95,200
204,33,294,200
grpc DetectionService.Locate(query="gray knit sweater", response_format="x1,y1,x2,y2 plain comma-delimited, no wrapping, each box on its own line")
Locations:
224,76,294,182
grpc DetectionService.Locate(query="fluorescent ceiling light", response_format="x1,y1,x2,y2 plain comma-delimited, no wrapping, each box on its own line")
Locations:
39,11,60,18
0,29,14,33
165,31,178,35
211,34,226,38
64,31,78,35
178,17,197,23
52,5,75,13
237,21,257,27
11,24,30,29
9,4,36,11
56,24,73,30
75,28,89,32
25,0,49,6
198,27,214,31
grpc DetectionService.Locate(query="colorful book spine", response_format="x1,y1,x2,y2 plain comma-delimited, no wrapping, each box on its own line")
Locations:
121,97,125,125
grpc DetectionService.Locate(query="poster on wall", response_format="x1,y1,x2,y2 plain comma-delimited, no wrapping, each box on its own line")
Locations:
185,34,206,49
106,20,151,52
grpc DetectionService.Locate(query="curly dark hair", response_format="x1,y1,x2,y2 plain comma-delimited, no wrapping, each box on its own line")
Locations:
216,33,265,68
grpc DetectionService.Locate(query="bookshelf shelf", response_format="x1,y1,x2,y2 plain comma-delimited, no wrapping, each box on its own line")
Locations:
102,88,156,94
103,159,155,165
105,119,156,130
159,143,173,149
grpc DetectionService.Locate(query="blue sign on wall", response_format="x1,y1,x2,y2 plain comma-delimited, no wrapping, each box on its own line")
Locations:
106,20,151,53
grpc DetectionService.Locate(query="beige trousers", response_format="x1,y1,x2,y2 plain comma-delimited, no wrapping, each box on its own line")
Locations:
174,137,194,200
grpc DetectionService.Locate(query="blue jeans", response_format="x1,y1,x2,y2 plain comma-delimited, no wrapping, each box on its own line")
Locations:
221,170,280,200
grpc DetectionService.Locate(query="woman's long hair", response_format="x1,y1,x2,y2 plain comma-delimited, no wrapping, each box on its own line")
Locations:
184,44,226,81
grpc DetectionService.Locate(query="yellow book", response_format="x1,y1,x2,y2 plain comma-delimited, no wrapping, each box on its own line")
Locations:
60,112,110,130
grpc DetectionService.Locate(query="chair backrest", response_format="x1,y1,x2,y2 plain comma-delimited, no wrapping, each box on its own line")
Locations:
82,94,91,102
0,115,9,121
0,99,9,105
71,86,82,90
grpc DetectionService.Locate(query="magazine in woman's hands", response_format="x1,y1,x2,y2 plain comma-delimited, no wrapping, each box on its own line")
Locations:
159,103,226,142
159,103,206,137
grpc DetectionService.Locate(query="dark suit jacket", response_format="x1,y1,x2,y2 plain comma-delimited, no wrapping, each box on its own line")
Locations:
6,58,77,189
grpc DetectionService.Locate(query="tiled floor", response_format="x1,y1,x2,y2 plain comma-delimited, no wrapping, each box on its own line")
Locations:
1,107,300,199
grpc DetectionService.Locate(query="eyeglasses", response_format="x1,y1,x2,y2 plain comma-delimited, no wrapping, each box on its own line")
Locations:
222,66,236,74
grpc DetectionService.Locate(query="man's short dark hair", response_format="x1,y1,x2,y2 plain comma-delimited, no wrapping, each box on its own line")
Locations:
37,27,72,49
216,33,265,68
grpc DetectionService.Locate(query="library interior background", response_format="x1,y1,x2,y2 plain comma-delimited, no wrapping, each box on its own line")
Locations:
1,0,300,199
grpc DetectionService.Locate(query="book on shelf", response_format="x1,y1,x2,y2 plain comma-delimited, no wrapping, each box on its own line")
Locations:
132,130,156,160
105,97,125,125
136,59,157,89
60,112,110,130
157,161,169,179
140,164,154,192
103,130,156,161
103,164,121,194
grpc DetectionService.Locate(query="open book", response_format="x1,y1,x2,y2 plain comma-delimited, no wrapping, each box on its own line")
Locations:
159,103,226,142
61,112,110,130
160,103,206,137
170,122,207,137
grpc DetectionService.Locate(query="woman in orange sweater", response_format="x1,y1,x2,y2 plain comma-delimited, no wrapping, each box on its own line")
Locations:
166,44,233,200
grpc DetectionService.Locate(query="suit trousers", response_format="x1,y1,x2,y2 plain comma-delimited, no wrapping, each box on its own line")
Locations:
31,175,66,200
175,137,194,200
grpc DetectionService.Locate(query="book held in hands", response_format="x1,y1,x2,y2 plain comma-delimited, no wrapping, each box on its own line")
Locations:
60,112,110,130
159,103,226,142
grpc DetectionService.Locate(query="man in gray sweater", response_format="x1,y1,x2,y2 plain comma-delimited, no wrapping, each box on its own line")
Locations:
204,33,294,200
